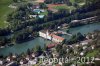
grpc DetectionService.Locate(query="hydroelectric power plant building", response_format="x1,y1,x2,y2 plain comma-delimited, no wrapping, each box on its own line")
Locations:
39,30,65,43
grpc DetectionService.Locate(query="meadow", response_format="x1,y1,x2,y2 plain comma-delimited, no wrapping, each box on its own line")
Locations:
0,0,13,28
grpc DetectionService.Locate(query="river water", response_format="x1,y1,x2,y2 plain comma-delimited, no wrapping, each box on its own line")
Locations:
0,23,100,56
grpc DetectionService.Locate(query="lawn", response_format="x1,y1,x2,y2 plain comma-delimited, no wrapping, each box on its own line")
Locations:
86,49,99,57
48,4,76,12
70,0,84,3
70,0,85,7
0,0,13,28
53,4,76,10
40,10,48,15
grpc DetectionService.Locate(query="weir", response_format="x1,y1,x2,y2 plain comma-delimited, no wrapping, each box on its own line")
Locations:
58,30,72,36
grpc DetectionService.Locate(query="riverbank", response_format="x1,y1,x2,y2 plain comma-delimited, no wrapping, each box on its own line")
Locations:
0,22,100,56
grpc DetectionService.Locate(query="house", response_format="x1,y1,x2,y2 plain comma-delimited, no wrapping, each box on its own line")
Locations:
80,41,88,45
71,64,76,66
48,8,58,13
6,57,11,62
91,45,95,50
29,15,37,18
38,15,45,18
39,30,65,43
28,59,37,65
51,34,64,42
83,46,87,50
0,60,3,65
47,44,55,49
6,62,15,66
80,39,92,45
20,60,24,65
80,52,85,56
71,20,80,23
47,43,58,49
58,62,63,66
25,56,30,61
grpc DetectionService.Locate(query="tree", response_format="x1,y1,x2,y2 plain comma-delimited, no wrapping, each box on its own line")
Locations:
67,32,85,44
13,0,18,3
56,44,62,52
39,3,47,9
27,49,31,55
43,44,48,51
35,44,42,52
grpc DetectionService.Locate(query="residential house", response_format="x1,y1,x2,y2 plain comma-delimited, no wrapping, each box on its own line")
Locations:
29,15,37,18
0,60,3,65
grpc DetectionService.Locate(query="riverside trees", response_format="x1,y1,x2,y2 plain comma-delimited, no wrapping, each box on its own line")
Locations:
1,0,100,45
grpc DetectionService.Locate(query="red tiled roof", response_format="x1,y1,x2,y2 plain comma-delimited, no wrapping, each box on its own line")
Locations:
47,44,55,48
40,30,65,41
51,34,64,41
47,43,59,48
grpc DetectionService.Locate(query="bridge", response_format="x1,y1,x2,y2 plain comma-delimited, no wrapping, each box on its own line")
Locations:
57,30,72,36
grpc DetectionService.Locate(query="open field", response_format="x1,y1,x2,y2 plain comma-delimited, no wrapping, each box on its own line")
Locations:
70,0,85,7
53,4,76,10
70,0,84,3
40,10,48,15
47,4,76,11
34,0,45,3
0,0,13,28
86,49,99,57
47,0,85,11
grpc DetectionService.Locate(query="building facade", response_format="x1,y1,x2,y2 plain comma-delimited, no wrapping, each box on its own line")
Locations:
39,30,64,43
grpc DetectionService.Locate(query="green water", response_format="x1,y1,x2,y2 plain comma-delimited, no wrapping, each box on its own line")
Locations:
62,23,100,40
0,23,100,56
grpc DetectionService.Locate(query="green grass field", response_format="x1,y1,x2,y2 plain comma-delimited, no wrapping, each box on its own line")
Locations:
70,0,85,7
40,10,48,15
0,0,13,28
53,4,76,10
86,49,99,57
70,0,84,3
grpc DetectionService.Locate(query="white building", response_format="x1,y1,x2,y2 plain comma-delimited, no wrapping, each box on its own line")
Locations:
39,30,65,43
0,60,3,65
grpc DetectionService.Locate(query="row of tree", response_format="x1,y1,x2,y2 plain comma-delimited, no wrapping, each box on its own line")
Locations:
1,0,100,46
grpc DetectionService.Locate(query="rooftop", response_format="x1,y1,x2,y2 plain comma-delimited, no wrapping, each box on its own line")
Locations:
71,20,80,23
51,34,65,41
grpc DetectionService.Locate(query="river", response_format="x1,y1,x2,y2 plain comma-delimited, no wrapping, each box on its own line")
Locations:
0,23,100,56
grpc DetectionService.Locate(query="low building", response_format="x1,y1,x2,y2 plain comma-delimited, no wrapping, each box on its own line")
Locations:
47,43,59,49
38,15,45,18
71,20,81,23
0,60,3,65
48,8,58,13
29,15,37,18
80,39,92,45
39,30,65,43
47,44,55,49
70,16,98,25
